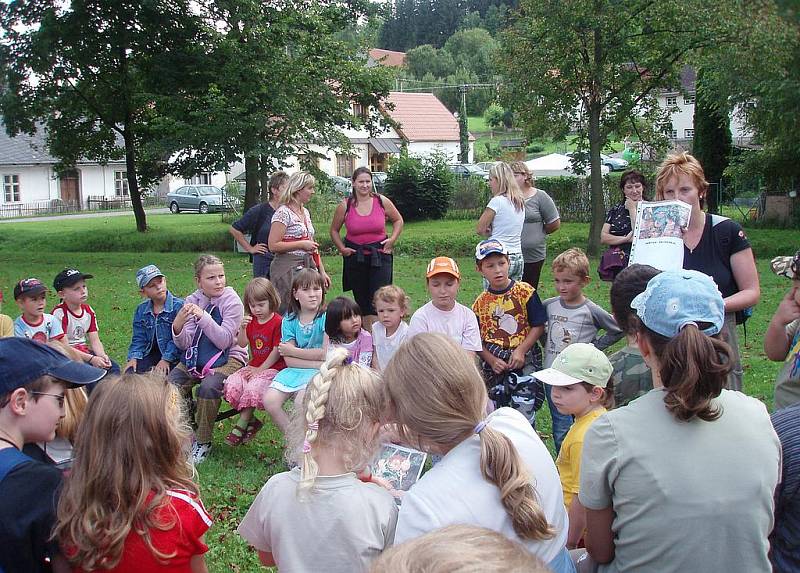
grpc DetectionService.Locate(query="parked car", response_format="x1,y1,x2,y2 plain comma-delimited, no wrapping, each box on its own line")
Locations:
475,161,497,172
566,152,629,172
328,175,352,197
448,164,490,181
372,171,388,193
167,185,230,214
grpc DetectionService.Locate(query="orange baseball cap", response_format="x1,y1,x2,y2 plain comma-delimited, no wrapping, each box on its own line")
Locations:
426,256,460,279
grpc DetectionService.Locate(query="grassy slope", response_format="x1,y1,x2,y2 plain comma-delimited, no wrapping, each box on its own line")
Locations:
0,213,795,572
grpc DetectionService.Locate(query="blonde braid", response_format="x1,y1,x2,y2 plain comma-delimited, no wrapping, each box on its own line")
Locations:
297,347,349,499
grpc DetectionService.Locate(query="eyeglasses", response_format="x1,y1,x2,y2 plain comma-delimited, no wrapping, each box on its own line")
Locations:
30,392,65,408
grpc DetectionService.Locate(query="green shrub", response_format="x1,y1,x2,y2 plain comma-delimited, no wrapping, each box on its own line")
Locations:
526,143,544,154
384,152,455,221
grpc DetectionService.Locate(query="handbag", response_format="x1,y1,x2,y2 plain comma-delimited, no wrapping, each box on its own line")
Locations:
598,246,629,281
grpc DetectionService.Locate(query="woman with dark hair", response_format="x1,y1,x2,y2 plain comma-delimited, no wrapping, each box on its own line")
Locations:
329,167,403,331
599,170,646,275
578,270,779,573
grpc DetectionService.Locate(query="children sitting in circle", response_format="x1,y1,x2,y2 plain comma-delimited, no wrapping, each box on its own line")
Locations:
126,264,184,375
13,277,66,345
55,372,213,572
223,278,285,447
407,256,482,353
264,268,327,434
325,296,373,366
238,348,397,572
370,285,410,371
534,343,613,549
169,254,247,465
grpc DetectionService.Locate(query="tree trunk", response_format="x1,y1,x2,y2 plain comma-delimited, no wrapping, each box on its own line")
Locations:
244,155,260,211
259,155,271,203
124,130,147,232
587,105,605,256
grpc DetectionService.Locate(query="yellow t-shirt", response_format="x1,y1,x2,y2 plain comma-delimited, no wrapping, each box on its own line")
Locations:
557,407,607,508
0,314,12,338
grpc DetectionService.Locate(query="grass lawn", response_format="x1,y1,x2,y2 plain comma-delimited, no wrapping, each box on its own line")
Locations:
1,213,795,572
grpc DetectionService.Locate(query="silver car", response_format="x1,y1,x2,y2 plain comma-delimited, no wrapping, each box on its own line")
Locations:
167,185,227,214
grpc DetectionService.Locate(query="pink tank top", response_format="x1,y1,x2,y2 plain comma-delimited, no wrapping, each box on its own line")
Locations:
344,196,386,245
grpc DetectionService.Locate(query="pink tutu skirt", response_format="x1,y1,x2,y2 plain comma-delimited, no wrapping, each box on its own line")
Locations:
223,368,279,410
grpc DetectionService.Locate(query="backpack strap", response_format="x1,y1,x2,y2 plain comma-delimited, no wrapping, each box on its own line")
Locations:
0,447,31,484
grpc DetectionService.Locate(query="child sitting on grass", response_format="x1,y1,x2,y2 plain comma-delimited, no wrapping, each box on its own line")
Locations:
472,238,546,422
608,264,660,408
52,267,120,374
13,278,67,346
542,248,622,453
371,285,410,371
222,278,285,446
239,348,397,572
407,256,482,353
534,343,613,549
766,250,800,409
325,296,373,366
125,265,184,375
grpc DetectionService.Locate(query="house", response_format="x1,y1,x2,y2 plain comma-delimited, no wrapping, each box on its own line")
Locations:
367,49,406,69
0,121,130,211
282,91,475,177
658,66,751,148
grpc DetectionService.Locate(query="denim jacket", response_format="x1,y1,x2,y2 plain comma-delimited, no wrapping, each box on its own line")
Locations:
127,291,184,363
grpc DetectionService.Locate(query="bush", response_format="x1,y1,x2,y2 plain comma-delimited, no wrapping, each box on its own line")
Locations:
450,177,491,211
526,143,544,154
384,152,455,221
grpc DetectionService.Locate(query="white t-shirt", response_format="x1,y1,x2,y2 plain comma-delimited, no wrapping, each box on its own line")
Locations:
407,301,482,352
372,321,409,371
395,408,568,564
487,195,524,254
580,388,780,573
238,468,398,573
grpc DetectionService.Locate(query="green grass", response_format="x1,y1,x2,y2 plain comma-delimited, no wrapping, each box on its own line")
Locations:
0,217,795,572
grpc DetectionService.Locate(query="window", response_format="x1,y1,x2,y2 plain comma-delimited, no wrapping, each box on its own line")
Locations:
684,95,695,105
198,172,212,185
669,130,678,139
114,171,129,196
3,174,20,202
666,95,677,106
684,129,694,139
336,154,355,177
352,103,367,120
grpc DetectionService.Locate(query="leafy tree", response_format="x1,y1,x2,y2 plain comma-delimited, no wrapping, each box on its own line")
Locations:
500,0,744,254
484,103,506,129
406,45,456,79
384,152,454,220
443,27,498,80
0,0,210,232
692,69,731,214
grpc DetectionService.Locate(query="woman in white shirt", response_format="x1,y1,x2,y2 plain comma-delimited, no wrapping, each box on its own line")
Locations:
383,333,574,573
477,162,526,282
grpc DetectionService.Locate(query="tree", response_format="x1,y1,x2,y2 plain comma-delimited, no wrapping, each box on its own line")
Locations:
484,103,506,130
499,0,744,254
0,0,211,232
443,27,498,80
406,45,456,79
692,69,731,214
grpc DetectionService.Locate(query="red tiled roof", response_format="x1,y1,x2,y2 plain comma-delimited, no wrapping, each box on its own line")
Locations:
384,92,474,142
368,48,406,68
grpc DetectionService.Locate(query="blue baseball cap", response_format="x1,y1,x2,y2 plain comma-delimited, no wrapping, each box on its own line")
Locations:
136,264,165,289
630,269,725,338
0,338,107,394
475,238,509,261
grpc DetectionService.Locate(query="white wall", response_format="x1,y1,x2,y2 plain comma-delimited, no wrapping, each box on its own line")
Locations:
657,93,752,145
0,165,57,204
407,141,474,163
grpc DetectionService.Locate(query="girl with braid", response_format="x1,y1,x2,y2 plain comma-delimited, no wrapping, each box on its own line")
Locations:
238,348,397,572
384,333,574,573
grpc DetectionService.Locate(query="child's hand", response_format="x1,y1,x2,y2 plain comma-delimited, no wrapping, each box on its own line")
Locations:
774,287,800,326
241,315,252,330
94,354,112,369
508,348,526,371
489,355,509,375
153,360,171,376
278,342,294,357
124,358,137,373
240,366,254,381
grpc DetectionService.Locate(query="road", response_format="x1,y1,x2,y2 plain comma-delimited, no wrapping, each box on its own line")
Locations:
0,208,169,224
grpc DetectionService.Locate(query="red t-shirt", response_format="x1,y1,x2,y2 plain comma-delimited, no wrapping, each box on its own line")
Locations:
247,313,285,369
71,489,212,573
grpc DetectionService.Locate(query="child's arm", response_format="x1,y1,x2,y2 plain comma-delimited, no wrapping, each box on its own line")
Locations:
237,316,252,348
589,301,624,350
190,554,209,573
509,291,547,370
567,496,587,549
480,347,508,374
251,346,281,373
258,551,276,567
194,294,244,350
765,287,800,360
86,331,112,368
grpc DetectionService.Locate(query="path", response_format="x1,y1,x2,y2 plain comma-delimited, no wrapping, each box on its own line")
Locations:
0,208,169,224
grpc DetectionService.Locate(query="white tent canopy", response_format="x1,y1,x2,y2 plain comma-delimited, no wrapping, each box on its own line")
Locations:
525,153,609,178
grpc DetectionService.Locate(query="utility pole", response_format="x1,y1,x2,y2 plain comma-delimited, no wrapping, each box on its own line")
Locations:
458,84,469,163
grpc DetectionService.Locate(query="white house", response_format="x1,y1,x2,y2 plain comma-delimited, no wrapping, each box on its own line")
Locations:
657,67,752,148
0,121,130,212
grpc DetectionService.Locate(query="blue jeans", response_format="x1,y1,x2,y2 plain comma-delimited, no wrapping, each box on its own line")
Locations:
545,383,573,455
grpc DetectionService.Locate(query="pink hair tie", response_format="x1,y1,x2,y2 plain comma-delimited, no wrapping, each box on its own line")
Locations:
474,420,488,435
302,440,312,454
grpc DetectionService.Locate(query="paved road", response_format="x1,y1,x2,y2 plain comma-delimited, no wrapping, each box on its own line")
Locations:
0,208,169,224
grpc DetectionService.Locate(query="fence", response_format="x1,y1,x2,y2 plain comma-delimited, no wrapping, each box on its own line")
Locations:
0,199,81,219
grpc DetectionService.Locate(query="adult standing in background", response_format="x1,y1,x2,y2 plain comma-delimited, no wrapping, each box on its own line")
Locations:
510,161,560,291
477,162,526,283
268,171,331,314
329,167,404,331
229,171,289,278
655,153,759,391
599,170,647,278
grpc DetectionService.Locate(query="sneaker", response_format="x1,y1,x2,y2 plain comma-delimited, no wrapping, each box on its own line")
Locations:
192,442,212,465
